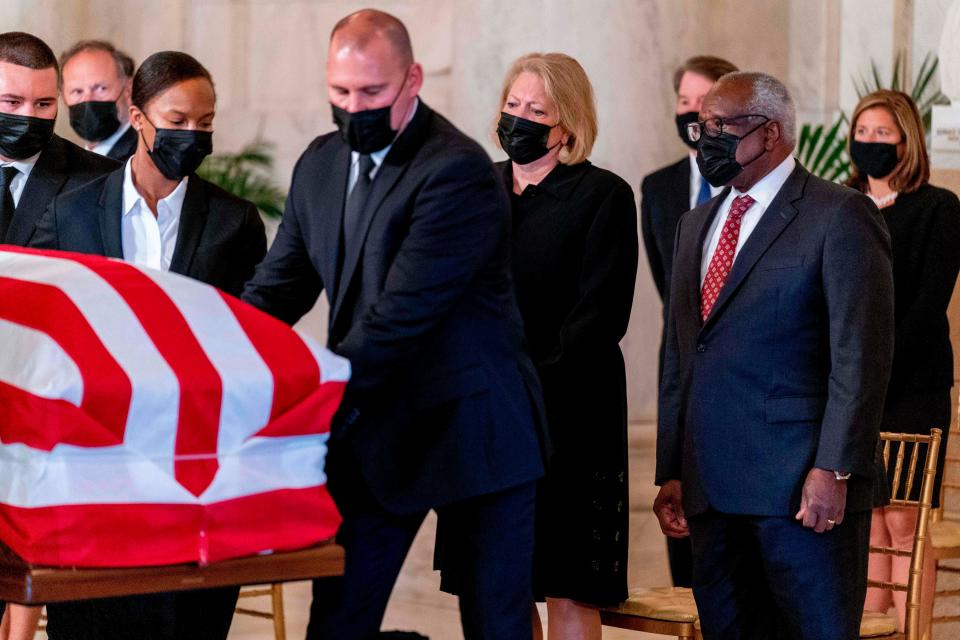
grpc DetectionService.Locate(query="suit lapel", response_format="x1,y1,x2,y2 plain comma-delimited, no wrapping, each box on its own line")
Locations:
97,168,125,258
685,193,728,324
7,137,68,245
323,144,351,305
330,102,432,326
170,178,209,276
700,164,809,331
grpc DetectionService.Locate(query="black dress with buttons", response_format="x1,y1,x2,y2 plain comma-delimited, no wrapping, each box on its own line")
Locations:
500,160,638,606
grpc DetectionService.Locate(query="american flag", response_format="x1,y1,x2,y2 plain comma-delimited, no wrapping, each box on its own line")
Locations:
0,247,347,568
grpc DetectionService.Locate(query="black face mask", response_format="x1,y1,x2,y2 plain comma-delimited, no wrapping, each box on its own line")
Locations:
69,100,121,142
696,120,768,187
331,73,409,154
497,112,561,165
140,117,213,180
675,111,700,150
850,140,900,179
0,112,55,160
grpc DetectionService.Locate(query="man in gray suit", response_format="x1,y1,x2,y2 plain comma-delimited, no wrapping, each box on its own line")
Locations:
653,72,894,639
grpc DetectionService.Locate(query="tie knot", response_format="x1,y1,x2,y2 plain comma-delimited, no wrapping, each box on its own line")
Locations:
728,194,755,220
0,166,18,186
358,154,375,178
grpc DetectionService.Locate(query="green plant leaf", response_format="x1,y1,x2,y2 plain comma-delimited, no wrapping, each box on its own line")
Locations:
197,139,286,220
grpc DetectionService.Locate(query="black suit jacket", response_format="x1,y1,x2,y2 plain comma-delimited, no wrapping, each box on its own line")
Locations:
243,101,546,514
656,163,894,517
641,157,690,303
4,134,118,246
29,167,266,297
106,125,138,163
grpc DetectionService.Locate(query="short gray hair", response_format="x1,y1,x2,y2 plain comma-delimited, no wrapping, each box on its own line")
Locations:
717,71,797,148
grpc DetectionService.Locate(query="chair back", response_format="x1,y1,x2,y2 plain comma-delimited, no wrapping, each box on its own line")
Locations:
868,429,942,640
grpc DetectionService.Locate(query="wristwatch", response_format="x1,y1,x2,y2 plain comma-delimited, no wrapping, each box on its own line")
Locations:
834,470,851,481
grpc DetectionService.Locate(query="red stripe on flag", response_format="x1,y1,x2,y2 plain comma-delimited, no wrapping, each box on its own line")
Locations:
0,382,123,449
0,276,130,447
0,486,342,567
219,292,321,420
74,258,223,498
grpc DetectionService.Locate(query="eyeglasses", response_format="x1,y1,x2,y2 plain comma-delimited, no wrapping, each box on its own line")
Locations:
687,114,770,142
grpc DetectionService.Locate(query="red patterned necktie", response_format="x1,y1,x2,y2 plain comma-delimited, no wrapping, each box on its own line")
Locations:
700,194,756,322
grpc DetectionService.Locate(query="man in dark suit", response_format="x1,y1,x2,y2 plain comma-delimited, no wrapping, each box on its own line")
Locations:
242,9,545,640
653,71,894,639
640,55,737,588
0,32,117,250
60,40,138,163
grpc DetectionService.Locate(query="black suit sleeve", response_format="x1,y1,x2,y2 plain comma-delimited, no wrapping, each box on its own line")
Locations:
539,178,638,370
221,202,267,298
815,192,894,477
335,151,505,392
29,201,59,250
655,219,686,485
893,191,960,362
242,162,323,325
640,176,666,299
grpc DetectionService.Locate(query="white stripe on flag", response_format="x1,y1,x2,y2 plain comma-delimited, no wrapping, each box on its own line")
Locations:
0,317,83,404
0,434,329,506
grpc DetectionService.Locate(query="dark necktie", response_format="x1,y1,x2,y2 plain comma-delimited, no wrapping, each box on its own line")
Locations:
342,154,376,256
696,173,712,206
0,166,19,243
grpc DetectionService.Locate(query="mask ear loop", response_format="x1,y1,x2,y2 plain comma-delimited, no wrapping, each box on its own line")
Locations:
736,119,771,169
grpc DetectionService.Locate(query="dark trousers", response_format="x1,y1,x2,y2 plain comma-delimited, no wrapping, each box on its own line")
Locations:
307,481,536,640
689,509,870,640
667,536,694,587
45,586,239,640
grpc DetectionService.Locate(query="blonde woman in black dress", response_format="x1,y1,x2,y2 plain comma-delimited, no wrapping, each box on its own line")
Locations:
851,89,960,632
494,52,638,640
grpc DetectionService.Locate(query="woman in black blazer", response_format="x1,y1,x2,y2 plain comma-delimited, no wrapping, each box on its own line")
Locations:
32,51,265,299
850,90,960,631
34,51,265,640
494,52,638,640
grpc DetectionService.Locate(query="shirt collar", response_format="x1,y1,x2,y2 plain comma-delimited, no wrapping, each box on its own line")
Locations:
122,157,189,217
1,151,41,176
733,154,796,209
92,121,131,156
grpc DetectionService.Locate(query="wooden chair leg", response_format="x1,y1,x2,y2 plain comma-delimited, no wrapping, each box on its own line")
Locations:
271,583,286,640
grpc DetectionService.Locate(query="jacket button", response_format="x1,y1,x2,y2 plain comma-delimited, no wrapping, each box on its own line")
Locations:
696,343,707,353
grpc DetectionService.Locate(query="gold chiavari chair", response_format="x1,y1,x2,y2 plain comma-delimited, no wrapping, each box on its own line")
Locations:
600,429,942,640
865,429,943,640
930,412,960,634
234,583,286,640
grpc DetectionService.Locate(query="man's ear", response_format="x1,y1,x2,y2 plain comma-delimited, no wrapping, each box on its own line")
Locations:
765,121,782,149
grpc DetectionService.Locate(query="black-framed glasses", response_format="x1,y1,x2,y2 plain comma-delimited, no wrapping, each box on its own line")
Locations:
687,114,769,142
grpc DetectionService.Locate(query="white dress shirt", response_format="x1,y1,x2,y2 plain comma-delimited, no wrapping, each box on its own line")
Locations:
121,158,188,271
347,98,419,193
1,151,41,207
92,122,132,157
688,152,722,210
700,155,796,284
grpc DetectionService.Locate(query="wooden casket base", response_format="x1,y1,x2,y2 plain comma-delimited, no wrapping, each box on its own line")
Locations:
0,540,344,605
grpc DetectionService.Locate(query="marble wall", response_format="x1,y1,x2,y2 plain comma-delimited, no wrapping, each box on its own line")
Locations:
0,0,942,421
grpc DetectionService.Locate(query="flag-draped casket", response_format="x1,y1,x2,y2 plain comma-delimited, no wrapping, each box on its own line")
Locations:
0,247,347,568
